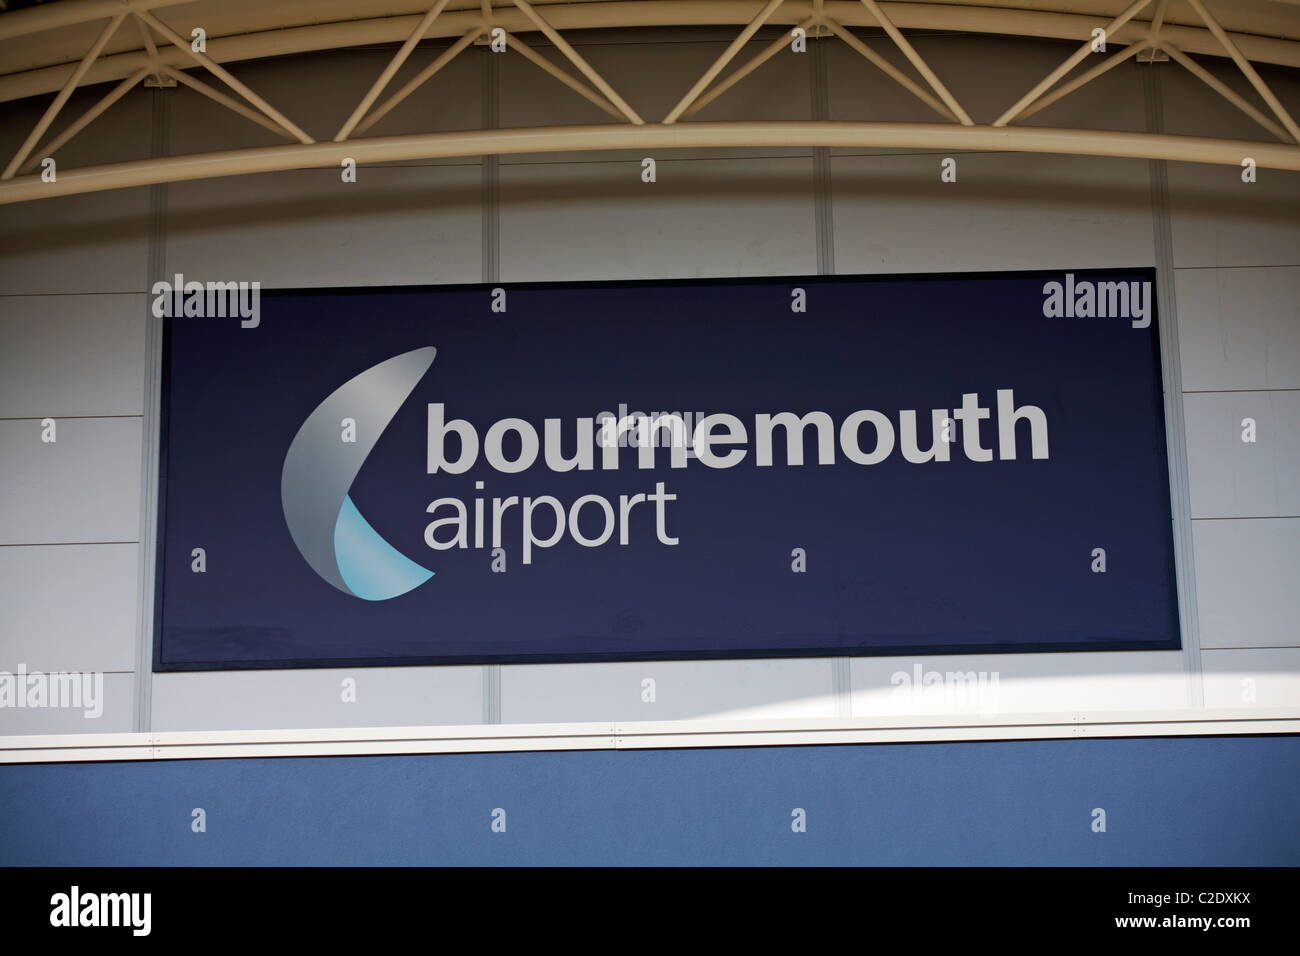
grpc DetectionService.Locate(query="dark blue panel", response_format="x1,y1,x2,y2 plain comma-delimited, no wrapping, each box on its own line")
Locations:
1,736,1296,866
155,271,1179,669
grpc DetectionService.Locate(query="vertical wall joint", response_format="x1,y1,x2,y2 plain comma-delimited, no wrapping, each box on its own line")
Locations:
1143,65,1204,709
135,85,171,732
481,45,502,724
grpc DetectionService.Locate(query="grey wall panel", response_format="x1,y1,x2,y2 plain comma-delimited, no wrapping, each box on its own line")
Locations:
0,543,138,672
0,83,151,300
0,671,133,734
1166,165,1300,269
151,667,482,731
1159,60,1300,269
1183,390,1300,518
1193,518,1300,650
851,652,1187,716
0,294,146,418
0,417,141,545
500,659,836,723
832,151,1154,274
165,164,482,289
0,188,152,295
1202,648,1300,709
1176,266,1300,392
499,156,817,282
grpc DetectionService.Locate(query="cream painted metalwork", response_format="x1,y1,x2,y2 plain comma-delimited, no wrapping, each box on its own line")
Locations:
1,2,1297,200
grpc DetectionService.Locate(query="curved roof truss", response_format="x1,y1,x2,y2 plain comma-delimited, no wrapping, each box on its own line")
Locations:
1,0,1298,205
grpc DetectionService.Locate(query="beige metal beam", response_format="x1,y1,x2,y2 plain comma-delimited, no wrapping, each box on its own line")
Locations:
1016,41,1149,122
510,0,644,124
134,8,317,145
995,0,1153,127
506,32,626,121
1186,0,1300,144
1150,0,1169,36
6,0,1293,47
132,12,163,87
1158,44,1292,143
822,17,956,121
680,14,820,121
351,28,481,137
5,5,1300,106
2,12,125,180
3,122,1297,205
18,67,150,176
663,0,786,124
0,0,191,42
161,65,299,140
334,0,456,142
857,0,973,124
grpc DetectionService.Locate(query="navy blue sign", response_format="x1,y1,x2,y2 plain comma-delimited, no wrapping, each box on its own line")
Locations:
154,270,1180,670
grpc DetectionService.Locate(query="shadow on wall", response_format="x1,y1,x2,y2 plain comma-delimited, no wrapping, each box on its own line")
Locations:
5,161,1298,264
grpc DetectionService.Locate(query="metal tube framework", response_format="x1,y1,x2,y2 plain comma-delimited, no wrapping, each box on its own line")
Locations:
0,0,1297,205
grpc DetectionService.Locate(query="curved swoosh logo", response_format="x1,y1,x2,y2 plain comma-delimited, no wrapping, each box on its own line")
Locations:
281,346,436,601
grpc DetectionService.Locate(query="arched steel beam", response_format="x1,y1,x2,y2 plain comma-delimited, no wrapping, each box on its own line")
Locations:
0,0,192,41
3,2,1300,104
2,121,1296,205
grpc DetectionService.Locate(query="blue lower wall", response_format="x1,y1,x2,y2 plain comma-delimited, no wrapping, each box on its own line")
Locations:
1,735,1297,865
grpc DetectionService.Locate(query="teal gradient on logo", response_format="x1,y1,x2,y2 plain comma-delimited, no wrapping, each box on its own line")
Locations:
334,495,433,601
281,347,436,601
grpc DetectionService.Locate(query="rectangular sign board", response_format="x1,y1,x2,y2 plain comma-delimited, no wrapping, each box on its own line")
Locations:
154,270,1180,670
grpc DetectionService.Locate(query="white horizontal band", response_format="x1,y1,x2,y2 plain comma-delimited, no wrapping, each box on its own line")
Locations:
2,708,1296,763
